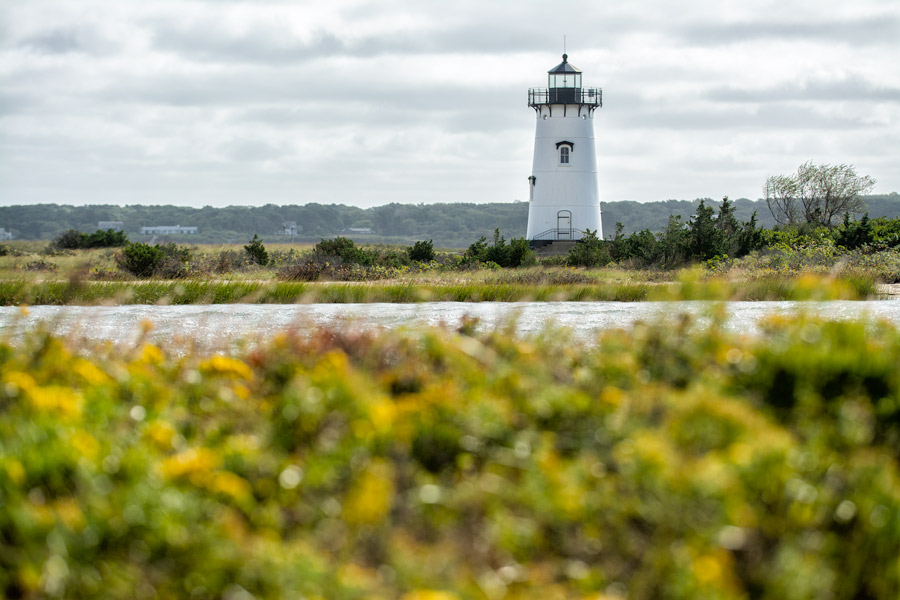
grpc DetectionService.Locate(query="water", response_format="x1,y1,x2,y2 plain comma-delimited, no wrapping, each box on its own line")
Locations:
2,301,900,348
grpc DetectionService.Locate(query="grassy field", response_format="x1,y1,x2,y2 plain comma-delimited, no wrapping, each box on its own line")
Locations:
0,241,889,304
1,313,898,598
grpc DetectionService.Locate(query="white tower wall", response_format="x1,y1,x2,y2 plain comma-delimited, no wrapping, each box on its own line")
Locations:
526,106,602,240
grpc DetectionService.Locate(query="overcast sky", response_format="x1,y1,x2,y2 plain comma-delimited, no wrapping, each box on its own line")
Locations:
1,0,898,208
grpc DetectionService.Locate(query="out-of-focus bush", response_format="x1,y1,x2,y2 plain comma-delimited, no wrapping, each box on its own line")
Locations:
0,314,898,598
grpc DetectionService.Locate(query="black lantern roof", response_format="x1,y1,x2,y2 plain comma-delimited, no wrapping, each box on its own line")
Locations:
548,54,581,74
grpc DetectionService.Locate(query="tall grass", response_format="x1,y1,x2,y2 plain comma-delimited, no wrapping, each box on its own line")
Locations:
0,273,882,306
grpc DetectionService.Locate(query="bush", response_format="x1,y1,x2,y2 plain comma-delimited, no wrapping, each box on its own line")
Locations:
1,315,899,597
52,228,128,250
244,234,269,266
566,229,610,267
279,260,323,281
314,237,374,266
464,229,534,268
407,239,435,262
51,229,85,250
154,243,193,279
116,243,165,277
23,259,58,272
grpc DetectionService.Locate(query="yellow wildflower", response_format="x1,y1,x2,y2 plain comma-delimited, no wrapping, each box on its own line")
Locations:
160,448,221,483
29,386,83,419
344,459,394,526
5,459,25,485
139,344,164,366
199,355,254,380
401,591,460,600
70,431,100,460
145,421,177,451
210,471,253,502
54,497,86,531
73,359,111,386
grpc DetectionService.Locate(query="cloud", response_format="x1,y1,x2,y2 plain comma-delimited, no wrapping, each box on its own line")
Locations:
0,0,897,208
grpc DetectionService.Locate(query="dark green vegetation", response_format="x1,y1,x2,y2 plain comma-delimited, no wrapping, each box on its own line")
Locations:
3,203,900,305
3,194,899,245
243,234,269,267
51,229,129,250
1,314,899,598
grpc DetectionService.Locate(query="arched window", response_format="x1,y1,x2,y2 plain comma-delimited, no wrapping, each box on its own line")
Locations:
559,146,570,165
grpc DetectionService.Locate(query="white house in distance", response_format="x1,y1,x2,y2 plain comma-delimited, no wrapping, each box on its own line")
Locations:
139,225,198,235
98,221,124,232
525,54,603,247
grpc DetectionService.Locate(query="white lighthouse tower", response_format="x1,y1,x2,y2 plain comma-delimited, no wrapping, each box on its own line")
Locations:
525,54,603,246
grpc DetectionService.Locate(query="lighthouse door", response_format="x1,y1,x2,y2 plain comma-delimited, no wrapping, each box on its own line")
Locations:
557,210,572,239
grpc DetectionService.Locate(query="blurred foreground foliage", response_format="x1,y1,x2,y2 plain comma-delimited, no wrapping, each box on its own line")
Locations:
1,313,899,599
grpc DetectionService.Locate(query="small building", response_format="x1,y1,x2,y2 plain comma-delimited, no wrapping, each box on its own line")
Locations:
139,225,198,235
340,227,372,234
281,221,299,236
98,221,124,231
0,228,12,241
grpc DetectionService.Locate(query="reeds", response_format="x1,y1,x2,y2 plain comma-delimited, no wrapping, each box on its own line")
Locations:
0,272,881,305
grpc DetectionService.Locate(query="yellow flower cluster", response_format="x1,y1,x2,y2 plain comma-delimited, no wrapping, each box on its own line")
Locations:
0,313,899,598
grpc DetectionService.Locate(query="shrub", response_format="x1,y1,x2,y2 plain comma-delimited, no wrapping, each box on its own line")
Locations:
464,229,534,268
154,244,193,279
566,229,610,267
1,316,899,597
279,260,323,281
407,239,435,262
244,234,269,266
52,229,85,250
23,259,58,272
52,228,128,250
314,236,374,266
116,242,165,277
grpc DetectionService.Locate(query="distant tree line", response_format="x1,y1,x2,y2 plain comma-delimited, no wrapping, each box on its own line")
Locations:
2,193,899,247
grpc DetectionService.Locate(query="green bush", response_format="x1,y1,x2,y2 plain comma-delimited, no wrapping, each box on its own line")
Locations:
407,239,435,262
116,242,165,277
314,236,374,266
243,234,269,266
1,314,899,598
566,229,610,267
52,228,128,250
464,229,534,268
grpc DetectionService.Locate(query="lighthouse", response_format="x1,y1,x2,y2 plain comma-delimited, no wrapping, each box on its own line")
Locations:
525,54,603,246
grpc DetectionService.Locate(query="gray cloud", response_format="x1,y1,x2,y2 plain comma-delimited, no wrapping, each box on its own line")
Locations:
0,0,897,207
682,15,900,46
707,78,900,103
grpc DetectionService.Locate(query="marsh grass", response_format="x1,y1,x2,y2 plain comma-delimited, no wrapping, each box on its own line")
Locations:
0,241,889,304
0,272,879,305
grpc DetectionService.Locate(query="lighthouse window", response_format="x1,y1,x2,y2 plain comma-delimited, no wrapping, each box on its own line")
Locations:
559,146,570,165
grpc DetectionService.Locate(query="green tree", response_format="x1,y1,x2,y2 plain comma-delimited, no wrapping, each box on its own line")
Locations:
407,240,435,262
765,162,876,226
566,229,610,267
659,215,688,268
686,200,725,261
244,234,269,266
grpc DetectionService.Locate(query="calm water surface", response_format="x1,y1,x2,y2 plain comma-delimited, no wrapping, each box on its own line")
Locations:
2,301,900,348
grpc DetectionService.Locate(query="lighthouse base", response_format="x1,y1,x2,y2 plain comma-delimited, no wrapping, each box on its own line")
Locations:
529,240,578,255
